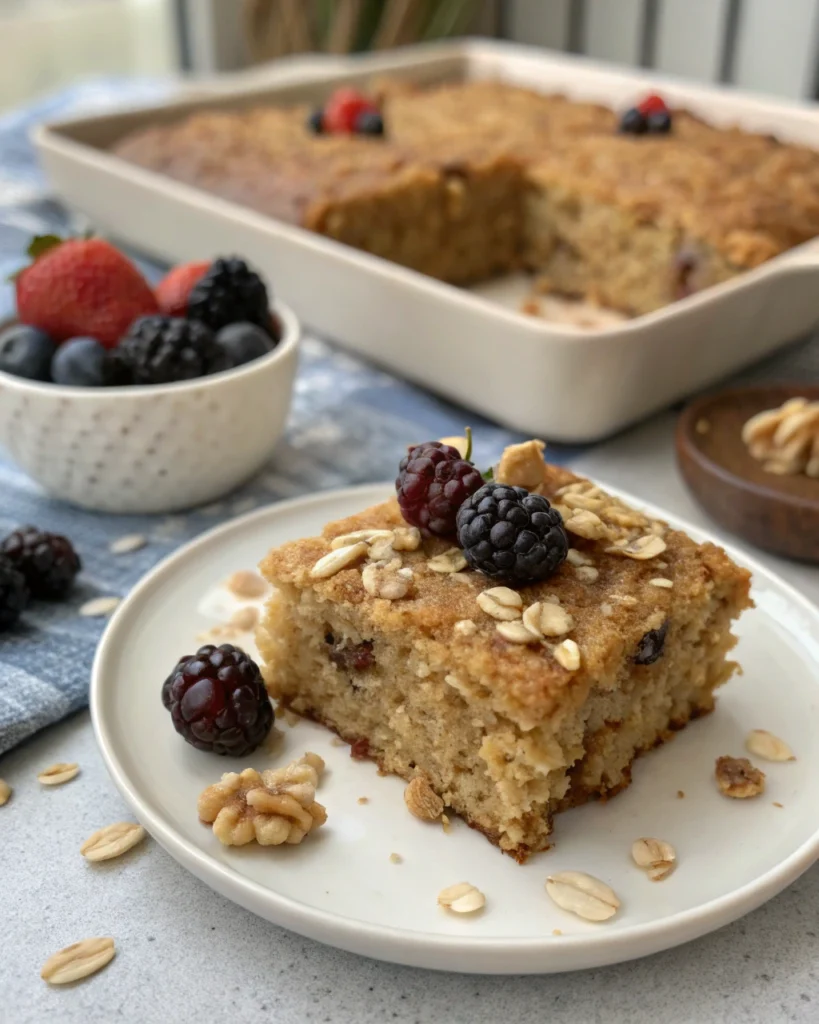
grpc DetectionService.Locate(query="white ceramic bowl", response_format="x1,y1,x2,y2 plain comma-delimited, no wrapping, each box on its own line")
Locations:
0,301,300,514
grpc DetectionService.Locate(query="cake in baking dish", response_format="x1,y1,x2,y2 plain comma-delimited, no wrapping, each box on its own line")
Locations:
111,78,819,317
256,441,752,861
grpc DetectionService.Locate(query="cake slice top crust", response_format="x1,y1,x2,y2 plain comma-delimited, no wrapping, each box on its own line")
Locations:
259,445,752,730
113,78,819,269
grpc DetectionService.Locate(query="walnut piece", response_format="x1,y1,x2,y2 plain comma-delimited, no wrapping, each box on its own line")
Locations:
715,756,766,799
198,752,327,846
495,439,549,491
404,776,444,821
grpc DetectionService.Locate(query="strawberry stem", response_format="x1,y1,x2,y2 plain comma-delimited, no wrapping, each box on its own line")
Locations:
464,426,473,463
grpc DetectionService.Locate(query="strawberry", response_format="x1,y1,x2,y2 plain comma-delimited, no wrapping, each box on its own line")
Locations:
323,88,376,134
15,236,158,349
155,260,211,318
638,93,667,116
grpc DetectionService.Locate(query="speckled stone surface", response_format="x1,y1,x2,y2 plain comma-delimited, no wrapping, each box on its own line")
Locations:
3,413,819,1024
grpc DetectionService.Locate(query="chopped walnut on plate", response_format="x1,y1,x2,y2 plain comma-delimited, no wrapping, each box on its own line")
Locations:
198,752,327,846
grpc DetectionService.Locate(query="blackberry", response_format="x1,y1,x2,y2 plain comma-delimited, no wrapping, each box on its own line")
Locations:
0,556,29,629
634,621,669,665
108,316,228,385
396,437,483,539
619,107,647,135
456,483,568,584
356,110,384,136
1,526,80,599
161,643,274,756
187,258,274,337
646,110,672,134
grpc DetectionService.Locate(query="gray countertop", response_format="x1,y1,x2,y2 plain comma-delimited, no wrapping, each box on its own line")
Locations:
3,412,819,1024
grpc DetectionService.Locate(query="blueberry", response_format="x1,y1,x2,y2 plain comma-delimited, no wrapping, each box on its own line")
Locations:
0,324,55,381
634,621,669,665
215,322,275,369
51,337,108,387
647,110,672,134
355,110,384,136
307,108,324,134
619,107,648,135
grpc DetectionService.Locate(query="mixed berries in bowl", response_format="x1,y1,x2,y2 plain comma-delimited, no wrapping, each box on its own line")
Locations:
0,239,300,514
2,237,281,387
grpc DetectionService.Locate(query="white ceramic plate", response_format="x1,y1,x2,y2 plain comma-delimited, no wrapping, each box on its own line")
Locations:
92,484,819,974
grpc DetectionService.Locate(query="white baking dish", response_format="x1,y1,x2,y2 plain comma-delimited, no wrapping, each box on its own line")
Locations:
33,39,819,442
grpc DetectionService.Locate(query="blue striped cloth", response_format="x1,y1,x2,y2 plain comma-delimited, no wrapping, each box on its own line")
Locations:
1,78,816,757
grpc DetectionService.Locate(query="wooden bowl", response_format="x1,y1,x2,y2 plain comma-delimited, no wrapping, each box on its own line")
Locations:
676,384,819,562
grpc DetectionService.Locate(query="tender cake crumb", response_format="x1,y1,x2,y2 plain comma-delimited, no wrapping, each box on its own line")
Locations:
552,929,563,936
454,618,477,636
773,801,784,808
389,852,403,864
441,813,452,834
715,755,765,799
495,439,548,490
226,570,268,599
677,790,685,799
198,753,327,846
229,605,260,631
357,796,369,805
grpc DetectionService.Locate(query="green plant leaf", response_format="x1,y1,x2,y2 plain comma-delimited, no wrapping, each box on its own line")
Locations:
482,466,494,482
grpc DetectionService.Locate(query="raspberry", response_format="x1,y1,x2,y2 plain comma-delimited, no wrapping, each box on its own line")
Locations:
638,93,667,116
155,260,210,318
1,526,80,599
323,88,375,134
107,316,229,385
0,556,29,629
456,483,568,584
161,644,274,756
187,257,275,337
396,438,483,538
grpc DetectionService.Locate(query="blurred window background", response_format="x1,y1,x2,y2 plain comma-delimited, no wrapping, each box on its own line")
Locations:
2,0,819,110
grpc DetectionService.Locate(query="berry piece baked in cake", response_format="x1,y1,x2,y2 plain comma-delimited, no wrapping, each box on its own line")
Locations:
257,439,752,861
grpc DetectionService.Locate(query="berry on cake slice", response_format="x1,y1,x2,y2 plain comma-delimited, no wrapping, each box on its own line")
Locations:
15,235,158,348
155,260,211,318
396,429,483,539
161,644,274,756
637,93,667,116
1,526,81,600
456,483,568,584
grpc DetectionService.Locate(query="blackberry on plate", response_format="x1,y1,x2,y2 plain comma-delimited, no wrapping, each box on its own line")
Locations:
456,483,568,584
646,110,672,134
1,526,80,599
161,643,274,756
107,316,229,386
0,555,29,629
187,258,274,337
396,433,483,539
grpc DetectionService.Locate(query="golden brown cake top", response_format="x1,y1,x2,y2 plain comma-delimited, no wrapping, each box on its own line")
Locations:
112,79,819,267
259,446,752,728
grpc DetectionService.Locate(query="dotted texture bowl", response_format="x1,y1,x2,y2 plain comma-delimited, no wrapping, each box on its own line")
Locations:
0,302,299,514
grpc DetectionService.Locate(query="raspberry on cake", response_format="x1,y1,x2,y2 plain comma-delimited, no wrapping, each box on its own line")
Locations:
256,443,752,862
